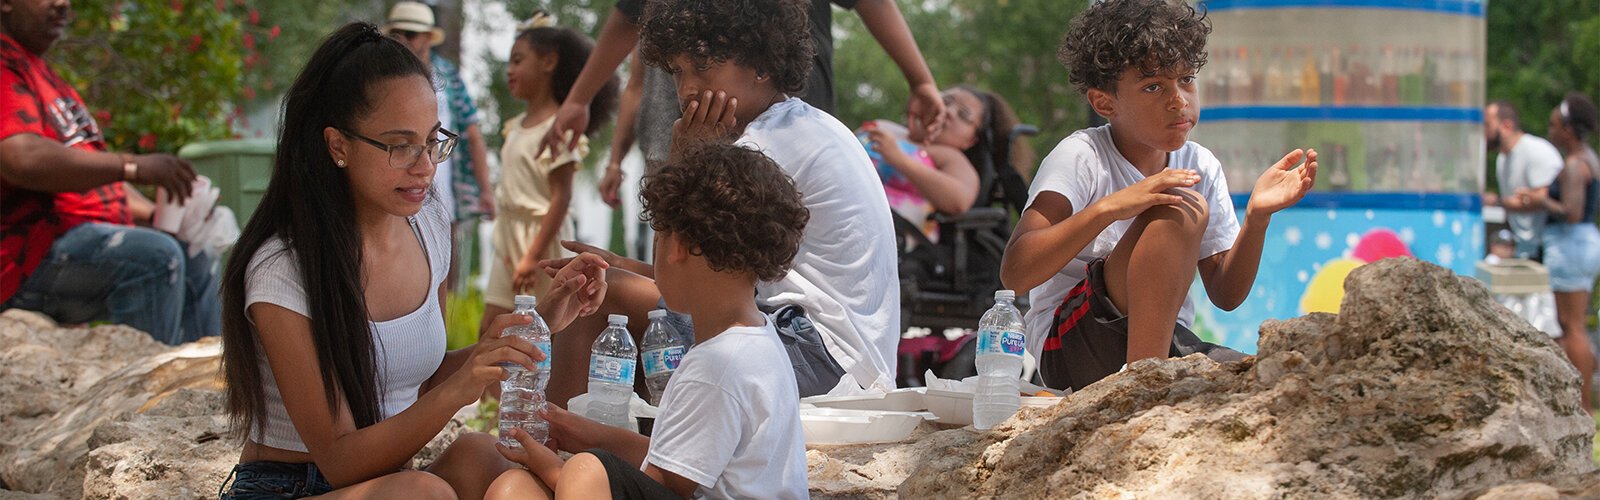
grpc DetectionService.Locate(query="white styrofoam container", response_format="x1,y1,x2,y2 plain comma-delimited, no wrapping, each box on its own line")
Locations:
923,389,1063,427
800,387,927,412
800,408,929,445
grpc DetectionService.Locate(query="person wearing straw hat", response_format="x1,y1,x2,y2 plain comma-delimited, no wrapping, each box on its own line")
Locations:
385,1,495,289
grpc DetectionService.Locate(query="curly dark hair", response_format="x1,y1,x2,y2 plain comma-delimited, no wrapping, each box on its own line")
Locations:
517,26,619,137
637,0,814,94
1058,0,1211,94
641,144,809,282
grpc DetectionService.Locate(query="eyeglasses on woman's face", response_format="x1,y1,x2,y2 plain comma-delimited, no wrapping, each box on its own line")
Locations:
338,127,458,169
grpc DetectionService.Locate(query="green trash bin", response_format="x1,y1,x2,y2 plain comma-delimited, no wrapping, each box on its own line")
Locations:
177,139,275,228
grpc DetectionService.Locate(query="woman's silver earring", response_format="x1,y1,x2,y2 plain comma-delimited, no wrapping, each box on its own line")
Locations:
336,159,347,167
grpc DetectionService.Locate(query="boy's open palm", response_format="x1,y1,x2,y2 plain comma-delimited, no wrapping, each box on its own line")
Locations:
1095,168,1202,221
1248,149,1318,216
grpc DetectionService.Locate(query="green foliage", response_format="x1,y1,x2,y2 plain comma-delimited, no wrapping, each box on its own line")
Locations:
832,0,1087,174
52,1,245,153
446,288,485,350
1485,0,1600,143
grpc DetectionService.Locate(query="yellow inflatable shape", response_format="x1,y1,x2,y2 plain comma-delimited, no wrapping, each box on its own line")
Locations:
1300,258,1366,314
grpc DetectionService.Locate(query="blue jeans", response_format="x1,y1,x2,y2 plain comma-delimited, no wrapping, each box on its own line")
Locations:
4,223,220,345
218,461,333,499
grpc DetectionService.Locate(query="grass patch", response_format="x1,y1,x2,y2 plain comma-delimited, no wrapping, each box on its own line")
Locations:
445,285,485,351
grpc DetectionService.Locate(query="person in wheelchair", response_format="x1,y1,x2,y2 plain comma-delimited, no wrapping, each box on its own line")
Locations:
860,87,1038,385
858,86,1032,244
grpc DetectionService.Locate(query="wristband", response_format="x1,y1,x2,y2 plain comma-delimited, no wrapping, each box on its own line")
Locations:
121,154,138,182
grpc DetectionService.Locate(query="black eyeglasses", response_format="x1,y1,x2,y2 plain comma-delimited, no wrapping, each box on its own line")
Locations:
339,127,458,169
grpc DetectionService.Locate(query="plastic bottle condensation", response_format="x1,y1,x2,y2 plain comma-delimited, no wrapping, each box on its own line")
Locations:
973,290,1026,430
640,309,688,406
587,314,638,427
498,295,553,447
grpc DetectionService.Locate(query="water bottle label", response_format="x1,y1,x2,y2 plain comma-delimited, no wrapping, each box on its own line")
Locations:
977,329,1025,357
533,341,552,371
642,347,685,377
588,354,637,384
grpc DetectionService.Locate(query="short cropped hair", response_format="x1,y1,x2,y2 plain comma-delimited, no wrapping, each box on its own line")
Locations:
641,144,809,282
637,0,814,94
1058,0,1212,94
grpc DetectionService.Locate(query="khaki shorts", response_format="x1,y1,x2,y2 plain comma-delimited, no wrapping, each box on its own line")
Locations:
485,212,572,310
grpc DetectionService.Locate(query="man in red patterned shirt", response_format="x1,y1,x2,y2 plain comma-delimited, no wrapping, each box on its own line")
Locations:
0,0,219,344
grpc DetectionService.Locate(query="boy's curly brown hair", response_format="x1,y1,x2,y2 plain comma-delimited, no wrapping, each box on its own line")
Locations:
637,0,814,94
1058,0,1211,95
641,144,809,282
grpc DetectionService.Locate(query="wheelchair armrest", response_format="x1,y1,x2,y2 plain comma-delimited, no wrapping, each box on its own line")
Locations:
933,207,1008,230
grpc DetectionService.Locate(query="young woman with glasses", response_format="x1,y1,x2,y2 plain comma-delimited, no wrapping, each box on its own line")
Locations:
217,23,610,499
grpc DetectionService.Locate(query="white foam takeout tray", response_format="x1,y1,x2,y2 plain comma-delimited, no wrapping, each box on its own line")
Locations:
799,407,933,445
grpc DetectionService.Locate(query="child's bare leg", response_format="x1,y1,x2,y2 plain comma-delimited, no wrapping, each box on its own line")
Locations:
425,432,518,500
1101,188,1209,364
484,469,553,500
553,453,613,498
547,268,663,409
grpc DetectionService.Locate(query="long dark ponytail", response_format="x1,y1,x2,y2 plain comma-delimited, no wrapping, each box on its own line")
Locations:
516,24,619,137
221,22,432,441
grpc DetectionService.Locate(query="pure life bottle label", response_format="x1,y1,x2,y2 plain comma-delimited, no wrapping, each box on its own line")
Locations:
978,328,1025,357
589,355,637,384
642,347,685,377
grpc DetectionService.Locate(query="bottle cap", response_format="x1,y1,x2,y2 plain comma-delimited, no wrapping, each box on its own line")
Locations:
648,309,669,320
607,314,629,325
514,295,537,308
994,290,1015,301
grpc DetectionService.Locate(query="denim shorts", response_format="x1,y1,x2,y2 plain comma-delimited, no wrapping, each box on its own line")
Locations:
1544,223,1600,292
218,461,333,499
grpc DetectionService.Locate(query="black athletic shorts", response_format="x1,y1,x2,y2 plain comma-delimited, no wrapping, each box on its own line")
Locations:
1038,259,1246,391
586,448,681,500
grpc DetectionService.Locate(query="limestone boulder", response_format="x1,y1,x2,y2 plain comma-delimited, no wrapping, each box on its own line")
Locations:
898,258,1594,498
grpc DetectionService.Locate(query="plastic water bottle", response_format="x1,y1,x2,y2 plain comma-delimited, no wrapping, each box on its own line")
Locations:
587,314,638,428
973,290,1026,430
498,295,552,447
640,309,688,406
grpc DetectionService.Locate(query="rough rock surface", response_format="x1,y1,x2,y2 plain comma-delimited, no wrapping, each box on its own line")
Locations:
4,258,1595,498
896,258,1594,498
0,310,472,499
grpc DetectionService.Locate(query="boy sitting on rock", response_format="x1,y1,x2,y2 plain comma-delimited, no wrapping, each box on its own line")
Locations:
1000,0,1318,391
488,143,810,499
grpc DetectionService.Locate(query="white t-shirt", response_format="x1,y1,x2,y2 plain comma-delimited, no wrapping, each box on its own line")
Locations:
242,196,451,452
736,97,901,395
643,319,807,500
1021,124,1240,362
1495,134,1564,252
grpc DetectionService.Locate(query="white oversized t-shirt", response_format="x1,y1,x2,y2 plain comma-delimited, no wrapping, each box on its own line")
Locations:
1022,124,1240,362
643,319,807,499
736,97,901,395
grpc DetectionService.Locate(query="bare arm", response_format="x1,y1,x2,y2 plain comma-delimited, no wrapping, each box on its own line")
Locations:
1199,149,1317,311
907,145,979,215
540,8,640,157
0,134,198,200
852,0,944,139
251,303,537,487
513,164,578,293
600,53,646,208
126,185,155,224
999,193,1114,295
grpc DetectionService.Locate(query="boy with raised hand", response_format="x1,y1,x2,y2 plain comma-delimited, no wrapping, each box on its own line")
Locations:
488,143,811,500
1001,0,1318,391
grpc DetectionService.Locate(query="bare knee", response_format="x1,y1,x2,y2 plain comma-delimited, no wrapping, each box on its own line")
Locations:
394,470,458,500
1157,187,1209,228
486,469,551,500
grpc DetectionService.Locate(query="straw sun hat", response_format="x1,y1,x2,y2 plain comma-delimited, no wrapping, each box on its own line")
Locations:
383,1,445,47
